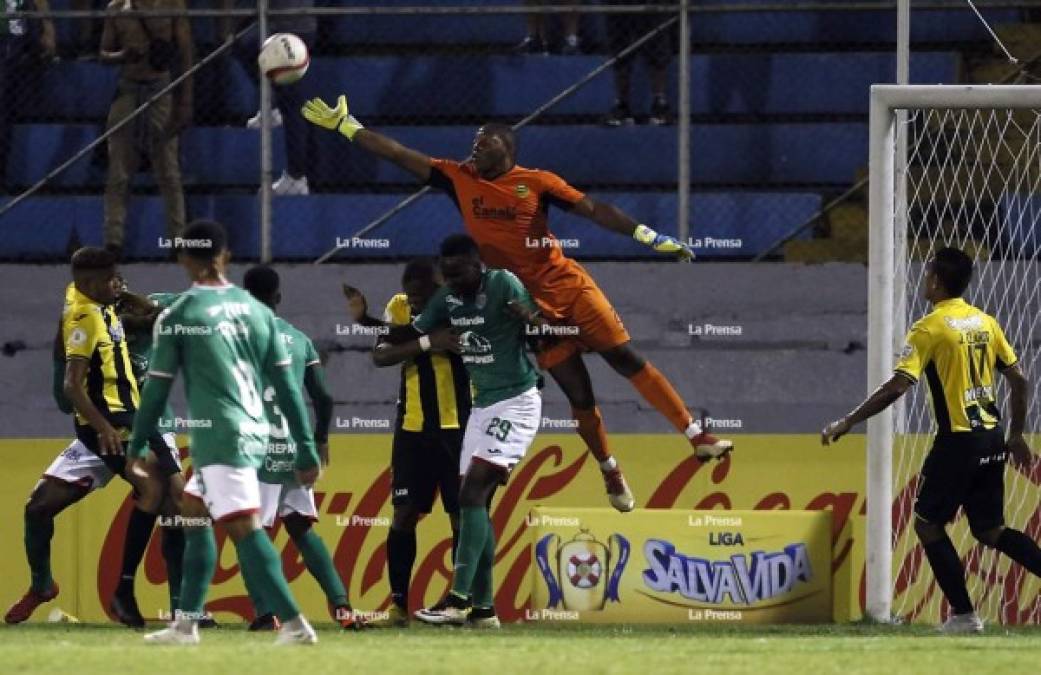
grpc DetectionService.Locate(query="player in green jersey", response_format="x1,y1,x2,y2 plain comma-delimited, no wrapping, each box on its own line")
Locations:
242,265,365,631
127,221,321,646
384,234,544,628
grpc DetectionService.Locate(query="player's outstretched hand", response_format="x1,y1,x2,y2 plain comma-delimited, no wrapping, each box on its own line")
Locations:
302,95,365,140
317,441,330,468
429,327,463,354
820,417,851,446
1007,434,1035,468
296,465,321,488
342,283,368,322
633,224,695,262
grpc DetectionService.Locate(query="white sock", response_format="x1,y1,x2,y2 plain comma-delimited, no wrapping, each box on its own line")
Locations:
282,614,311,632
599,457,617,472
684,420,702,439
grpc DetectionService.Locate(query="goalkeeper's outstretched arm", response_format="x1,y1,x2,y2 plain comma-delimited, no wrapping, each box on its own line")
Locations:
302,95,431,181
571,196,694,261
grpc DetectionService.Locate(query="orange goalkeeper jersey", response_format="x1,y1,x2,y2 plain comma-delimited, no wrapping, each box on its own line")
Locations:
427,158,592,320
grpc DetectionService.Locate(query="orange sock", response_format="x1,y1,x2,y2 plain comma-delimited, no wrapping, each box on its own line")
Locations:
628,362,694,435
572,406,613,464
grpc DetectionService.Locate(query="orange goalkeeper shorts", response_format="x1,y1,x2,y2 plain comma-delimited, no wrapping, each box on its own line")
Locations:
534,278,630,370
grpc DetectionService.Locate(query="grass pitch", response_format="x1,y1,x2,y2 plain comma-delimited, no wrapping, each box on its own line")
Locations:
3,622,1041,675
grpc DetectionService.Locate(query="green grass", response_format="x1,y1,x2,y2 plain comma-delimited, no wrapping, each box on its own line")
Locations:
3,622,1041,674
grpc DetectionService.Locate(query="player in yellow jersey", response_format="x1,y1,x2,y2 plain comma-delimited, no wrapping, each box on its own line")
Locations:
5,250,181,627
821,247,1041,634
343,258,470,626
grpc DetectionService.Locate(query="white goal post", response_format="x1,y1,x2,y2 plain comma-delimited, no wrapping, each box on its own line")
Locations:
868,84,1041,623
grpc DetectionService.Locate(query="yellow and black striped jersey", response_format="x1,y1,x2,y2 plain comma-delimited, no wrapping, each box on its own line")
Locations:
383,293,471,432
62,283,139,427
895,297,1018,433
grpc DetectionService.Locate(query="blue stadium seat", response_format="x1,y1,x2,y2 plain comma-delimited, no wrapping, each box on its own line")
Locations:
0,191,819,259
6,122,864,188
33,51,959,123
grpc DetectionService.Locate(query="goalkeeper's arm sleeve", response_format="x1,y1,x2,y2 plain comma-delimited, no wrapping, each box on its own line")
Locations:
128,376,173,459
269,364,319,470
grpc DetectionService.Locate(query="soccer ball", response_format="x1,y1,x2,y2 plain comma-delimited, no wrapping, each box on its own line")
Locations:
258,33,310,86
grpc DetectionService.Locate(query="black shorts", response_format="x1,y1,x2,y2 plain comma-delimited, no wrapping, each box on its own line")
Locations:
914,427,1007,532
391,427,463,514
606,2,675,69
75,422,181,478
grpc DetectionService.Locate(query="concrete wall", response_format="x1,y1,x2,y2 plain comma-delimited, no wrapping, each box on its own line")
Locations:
0,261,874,438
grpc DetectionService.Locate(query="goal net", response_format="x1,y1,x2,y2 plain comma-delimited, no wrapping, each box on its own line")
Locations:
869,86,1041,625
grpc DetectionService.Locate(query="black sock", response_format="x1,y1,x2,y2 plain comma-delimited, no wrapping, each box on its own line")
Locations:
161,526,185,612
24,509,55,594
118,508,157,594
922,536,973,614
387,527,416,611
995,528,1041,577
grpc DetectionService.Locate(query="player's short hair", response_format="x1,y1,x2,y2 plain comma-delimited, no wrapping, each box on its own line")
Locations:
70,246,116,271
402,257,437,285
243,265,280,299
930,246,974,296
439,233,480,259
479,123,516,159
177,219,228,261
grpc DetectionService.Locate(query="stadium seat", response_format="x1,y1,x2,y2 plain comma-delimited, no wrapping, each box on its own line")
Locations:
6,122,864,188
29,52,959,123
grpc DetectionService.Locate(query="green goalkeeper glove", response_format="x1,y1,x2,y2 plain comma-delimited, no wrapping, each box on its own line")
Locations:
301,94,365,140
633,224,694,262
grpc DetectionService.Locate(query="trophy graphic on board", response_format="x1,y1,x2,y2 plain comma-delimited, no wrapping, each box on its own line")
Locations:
535,528,630,611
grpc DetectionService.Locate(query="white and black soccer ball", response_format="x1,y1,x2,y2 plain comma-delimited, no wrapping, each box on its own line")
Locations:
257,33,310,86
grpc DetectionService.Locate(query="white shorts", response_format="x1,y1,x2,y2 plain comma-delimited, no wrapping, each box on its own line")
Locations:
43,438,115,491
184,464,261,522
460,387,541,476
258,480,319,528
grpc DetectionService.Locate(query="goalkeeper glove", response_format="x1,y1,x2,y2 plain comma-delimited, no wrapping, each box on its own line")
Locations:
301,94,365,140
633,224,694,262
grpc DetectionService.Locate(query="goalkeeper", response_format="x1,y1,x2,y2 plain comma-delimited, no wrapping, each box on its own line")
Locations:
303,96,733,514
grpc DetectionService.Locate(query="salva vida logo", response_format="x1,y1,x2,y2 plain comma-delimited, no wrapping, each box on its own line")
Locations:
535,529,630,613
642,539,813,606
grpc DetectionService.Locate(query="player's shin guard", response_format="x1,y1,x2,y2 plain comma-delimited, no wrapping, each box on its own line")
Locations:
450,506,490,600
179,526,217,618
994,528,1041,577
922,535,974,615
387,527,417,610
119,508,158,594
24,510,55,594
571,406,613,463
161,526,185,612
627,363,695,434
295,529,348,607
470,524,496,609
236,529,301,622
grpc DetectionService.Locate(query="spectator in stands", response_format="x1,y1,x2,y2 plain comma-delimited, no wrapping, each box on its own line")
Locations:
223,0,316,196
603,0,675,127
515,0,581,55
0,1,56,192
99,0,193,259
71,0,105,59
